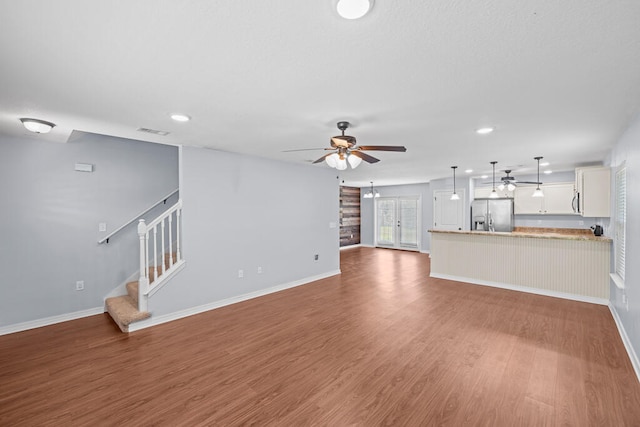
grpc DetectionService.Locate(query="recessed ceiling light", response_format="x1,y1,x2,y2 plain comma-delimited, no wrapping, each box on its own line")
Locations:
171,114,191,122
481,175,488,179
476,127,494,135
465,169,473,173
20,118,56,134
336,0,373,19
540,161,549,167
544,170,552,174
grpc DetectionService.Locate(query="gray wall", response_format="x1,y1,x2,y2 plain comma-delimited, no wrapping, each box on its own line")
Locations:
0,132,179,326
146,146,340,316
360,183,432,252
609,112,640,360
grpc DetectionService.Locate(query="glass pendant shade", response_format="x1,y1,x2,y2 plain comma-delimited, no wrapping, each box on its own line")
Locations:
498,183,505,191
450,166,460,201
531,156,544,198
507,183,516,191
450,192,460,200
336,157,348,170
489,190,499,198
325,153,338,168
347,154,362,169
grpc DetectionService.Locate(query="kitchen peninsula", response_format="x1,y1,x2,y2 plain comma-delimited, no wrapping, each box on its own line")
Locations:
429,228,612,303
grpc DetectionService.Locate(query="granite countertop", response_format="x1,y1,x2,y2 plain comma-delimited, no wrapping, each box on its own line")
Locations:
428,227,612,242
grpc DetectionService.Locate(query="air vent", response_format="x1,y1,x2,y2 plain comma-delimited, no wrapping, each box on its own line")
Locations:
137,127,170,136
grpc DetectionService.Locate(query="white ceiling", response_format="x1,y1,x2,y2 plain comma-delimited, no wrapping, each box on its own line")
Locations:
2,1,640,187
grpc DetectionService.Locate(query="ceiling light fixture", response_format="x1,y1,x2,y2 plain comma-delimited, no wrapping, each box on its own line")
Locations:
325,151,362,170
544,170,552,175
171,114,191,122
476,127,494,135
336,0,373,19
363,181,380,199
465,169,473,174
20,118,56,134
489,161,499,198
450,166,460,201
532,156,544,198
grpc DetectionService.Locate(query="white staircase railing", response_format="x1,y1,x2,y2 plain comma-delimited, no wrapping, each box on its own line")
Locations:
137,199,184,311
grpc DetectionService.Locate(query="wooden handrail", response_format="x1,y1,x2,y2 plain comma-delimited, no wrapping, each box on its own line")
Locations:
97,189,179,244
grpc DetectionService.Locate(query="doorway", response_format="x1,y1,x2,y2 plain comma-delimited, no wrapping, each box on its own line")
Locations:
375,196,420,250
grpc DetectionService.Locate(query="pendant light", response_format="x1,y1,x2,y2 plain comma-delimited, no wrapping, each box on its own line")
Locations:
532,156,544,198
489,161,499,198
363,181,380,199
450,166,460,200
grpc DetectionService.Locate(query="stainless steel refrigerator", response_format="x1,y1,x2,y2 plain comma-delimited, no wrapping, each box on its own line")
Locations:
471,198,514,232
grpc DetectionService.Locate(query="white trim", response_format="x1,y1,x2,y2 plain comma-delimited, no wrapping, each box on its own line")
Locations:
340,244,363,250
610,273,625,290
608,303,640,383
429,272,609,306
128,269,342,332
0,306,104,336
420,249,430,255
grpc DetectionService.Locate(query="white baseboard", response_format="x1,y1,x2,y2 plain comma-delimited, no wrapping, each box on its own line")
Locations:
340,244,363,250
430,272,609,306
608,303,640,383
0,306,105,336
128,269,342,332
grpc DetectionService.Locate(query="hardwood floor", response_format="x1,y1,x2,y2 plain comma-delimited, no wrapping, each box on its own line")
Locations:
2,247,640,425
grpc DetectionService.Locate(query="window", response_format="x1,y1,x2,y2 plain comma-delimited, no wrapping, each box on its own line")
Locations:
612,166,626,288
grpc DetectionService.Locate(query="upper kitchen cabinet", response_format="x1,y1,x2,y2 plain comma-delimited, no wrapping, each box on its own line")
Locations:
514,183,575,215
575,166,610,217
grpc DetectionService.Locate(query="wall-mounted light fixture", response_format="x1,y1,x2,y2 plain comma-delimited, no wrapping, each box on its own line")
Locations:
20,118,56,134
450,166,460,200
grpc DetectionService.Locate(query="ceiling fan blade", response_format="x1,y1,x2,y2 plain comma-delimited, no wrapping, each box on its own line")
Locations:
312,153,334,164
351,151,380,163
357,145,407,152
517,181,543,185
282,147,327,152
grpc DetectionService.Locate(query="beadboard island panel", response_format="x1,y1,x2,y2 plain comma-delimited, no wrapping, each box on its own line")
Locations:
429,230,611,302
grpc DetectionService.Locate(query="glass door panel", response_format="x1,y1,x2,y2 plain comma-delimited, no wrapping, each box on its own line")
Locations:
376,199,396,246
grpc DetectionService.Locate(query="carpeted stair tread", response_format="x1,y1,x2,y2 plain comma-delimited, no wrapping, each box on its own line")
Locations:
105,295,150,333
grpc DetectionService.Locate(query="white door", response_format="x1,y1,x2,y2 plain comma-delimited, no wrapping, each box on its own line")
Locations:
376,197,420,250
433,190,465,230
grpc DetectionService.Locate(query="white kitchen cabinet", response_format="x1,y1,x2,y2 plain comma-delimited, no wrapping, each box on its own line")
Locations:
575,166,610,217
514,182,575,215
474,186,513,199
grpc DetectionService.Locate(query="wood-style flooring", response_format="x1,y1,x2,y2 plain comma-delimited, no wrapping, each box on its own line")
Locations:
2,247,640,425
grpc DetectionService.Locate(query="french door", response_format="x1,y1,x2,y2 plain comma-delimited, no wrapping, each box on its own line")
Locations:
375,196,420,250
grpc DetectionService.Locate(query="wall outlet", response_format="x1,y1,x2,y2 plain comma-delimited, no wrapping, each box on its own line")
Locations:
257,266,262,274
314,254,319,261
238,269,244,278
76,280,84,291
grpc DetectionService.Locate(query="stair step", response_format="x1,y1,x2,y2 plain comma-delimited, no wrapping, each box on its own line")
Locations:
105,295,150,333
